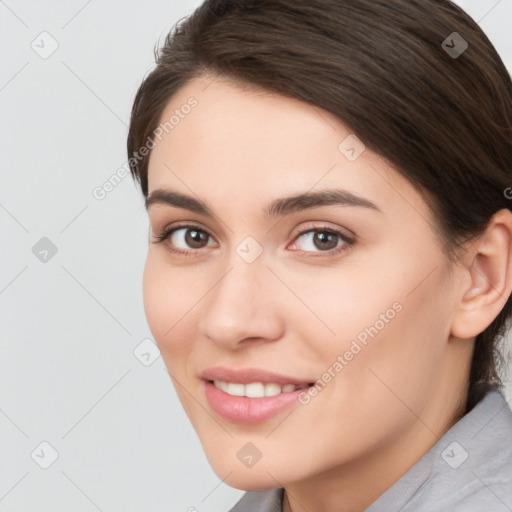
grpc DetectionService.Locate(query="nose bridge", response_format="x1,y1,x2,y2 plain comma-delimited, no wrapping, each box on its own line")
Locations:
198,244,283,346
212,234,270,308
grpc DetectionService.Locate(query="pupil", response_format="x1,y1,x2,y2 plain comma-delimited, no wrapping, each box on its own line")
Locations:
186,229,207,248
314,231,337,250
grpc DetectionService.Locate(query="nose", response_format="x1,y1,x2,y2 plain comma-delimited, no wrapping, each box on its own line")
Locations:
198,254,285,350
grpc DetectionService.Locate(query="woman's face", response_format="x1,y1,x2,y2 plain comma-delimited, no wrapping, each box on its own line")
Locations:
143,74,466,489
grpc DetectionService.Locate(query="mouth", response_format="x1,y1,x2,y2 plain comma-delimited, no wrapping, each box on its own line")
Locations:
203,379,316,424
200,366,317,423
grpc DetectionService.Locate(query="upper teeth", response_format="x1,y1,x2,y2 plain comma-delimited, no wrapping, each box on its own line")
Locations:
213,380,308,398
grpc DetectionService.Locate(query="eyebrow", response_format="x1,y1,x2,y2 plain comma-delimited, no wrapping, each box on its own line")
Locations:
145,188,381,218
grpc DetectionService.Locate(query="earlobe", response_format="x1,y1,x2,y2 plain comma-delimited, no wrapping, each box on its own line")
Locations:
450,209,512,340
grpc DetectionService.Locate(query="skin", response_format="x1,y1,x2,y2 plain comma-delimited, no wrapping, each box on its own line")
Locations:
142,73,512,512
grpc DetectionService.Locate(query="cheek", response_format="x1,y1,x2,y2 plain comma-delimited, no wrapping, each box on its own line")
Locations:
277,257,402,360
289,246,453,402
327,263,453,418
142,253,194,358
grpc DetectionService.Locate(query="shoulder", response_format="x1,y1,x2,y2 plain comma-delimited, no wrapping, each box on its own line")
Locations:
391,388,512,511
228,488,284,512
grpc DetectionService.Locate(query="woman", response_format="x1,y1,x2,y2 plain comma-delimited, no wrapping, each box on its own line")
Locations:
127,1,512,510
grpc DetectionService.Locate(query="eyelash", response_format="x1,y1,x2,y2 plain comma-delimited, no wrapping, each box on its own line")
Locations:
152,223,356,259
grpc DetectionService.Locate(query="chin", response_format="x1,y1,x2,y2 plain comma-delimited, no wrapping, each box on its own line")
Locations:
206,454,290,490
222,471,284,492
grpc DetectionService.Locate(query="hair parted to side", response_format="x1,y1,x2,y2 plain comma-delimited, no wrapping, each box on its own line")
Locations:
127,0,512,412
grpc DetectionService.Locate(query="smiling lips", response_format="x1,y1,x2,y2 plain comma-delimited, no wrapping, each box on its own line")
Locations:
201,366,315,423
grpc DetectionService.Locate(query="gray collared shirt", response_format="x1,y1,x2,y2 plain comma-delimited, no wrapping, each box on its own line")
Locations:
229,388,512,511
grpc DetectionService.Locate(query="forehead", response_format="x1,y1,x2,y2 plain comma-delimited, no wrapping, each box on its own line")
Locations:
153,74,345,158
146,75,429,223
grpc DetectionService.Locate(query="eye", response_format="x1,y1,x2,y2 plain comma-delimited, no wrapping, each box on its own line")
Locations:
152,224,217,255
288,227,354,257
152,223,355,258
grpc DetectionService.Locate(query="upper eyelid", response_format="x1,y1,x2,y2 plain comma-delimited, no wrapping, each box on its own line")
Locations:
156,222,349,236
155,218,353,235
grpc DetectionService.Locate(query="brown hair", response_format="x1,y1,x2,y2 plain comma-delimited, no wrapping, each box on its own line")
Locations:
127,0,512,412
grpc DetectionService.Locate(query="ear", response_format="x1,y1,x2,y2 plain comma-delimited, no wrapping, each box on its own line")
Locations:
450,209,512,340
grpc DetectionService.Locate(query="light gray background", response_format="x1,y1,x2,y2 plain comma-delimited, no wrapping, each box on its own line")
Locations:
1,1,512,511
